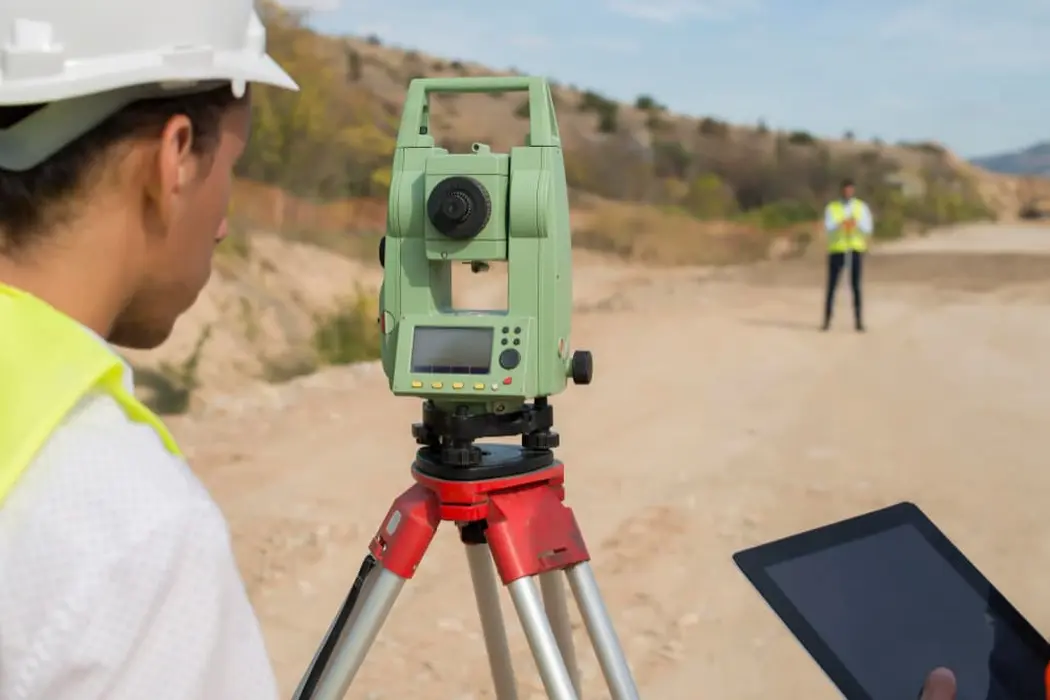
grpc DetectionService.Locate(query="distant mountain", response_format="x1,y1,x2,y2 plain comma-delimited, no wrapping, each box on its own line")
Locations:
972,142,1050,176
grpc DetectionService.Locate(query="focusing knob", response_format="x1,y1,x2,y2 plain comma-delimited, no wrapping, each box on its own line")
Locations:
442,192,472,223
426,176,492,240
570,350,593,385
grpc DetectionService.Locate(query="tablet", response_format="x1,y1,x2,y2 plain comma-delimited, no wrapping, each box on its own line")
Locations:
733,502,1050,700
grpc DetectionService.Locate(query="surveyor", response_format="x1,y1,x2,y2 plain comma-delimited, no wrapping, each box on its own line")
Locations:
0,1,297,697
821,178,874,332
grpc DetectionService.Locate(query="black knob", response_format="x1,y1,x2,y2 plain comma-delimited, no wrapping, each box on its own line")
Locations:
426,176,491,240
499,348,520,370
570,350,593,385
442,192,471,222
378,236,386,268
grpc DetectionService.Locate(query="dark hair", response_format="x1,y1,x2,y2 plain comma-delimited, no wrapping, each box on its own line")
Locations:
0,85,241,253
841,178,855,189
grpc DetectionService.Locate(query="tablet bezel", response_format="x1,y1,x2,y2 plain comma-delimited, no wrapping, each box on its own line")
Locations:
733,501,1050,700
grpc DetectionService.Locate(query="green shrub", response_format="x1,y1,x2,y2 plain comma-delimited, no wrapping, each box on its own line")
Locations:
312,292,381,366
736,199,819,230
134,325,213,415
787,131,816,146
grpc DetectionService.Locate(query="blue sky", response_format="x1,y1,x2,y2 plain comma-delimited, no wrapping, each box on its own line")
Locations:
280,0,1049,157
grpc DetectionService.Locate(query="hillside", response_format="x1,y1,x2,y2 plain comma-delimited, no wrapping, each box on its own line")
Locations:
233,2,1047,247
126,3,1050,412
973,142,1050,176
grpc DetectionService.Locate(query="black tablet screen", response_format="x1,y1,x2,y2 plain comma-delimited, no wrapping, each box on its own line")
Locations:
765,522,1046,699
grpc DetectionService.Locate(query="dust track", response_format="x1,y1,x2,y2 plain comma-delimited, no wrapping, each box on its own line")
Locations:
169,223,1050,698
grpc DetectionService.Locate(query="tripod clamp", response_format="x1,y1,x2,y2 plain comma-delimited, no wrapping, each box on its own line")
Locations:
411,396,560,472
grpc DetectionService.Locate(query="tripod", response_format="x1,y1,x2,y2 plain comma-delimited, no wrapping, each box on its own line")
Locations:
291,398,640,700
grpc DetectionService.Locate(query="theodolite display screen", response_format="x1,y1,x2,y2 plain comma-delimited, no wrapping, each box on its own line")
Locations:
410,326,494,374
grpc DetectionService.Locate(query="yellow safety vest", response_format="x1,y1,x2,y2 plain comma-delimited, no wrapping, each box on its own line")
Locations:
827,199,868,253
0,282,181,506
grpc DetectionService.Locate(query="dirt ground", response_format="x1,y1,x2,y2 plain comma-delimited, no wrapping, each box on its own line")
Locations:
167,222,1050,699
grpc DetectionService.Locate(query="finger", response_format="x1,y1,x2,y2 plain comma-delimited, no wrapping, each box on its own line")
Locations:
919,667,957,700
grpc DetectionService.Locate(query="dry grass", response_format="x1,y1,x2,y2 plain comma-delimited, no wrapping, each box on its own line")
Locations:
571,198,783,265
229,180,386,260
230,178,792,266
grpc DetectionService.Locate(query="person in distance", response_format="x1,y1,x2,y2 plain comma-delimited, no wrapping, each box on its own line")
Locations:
0,1,297,698
821,177,874,332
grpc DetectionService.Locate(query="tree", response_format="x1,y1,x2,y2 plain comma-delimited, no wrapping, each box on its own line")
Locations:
634,95,660,110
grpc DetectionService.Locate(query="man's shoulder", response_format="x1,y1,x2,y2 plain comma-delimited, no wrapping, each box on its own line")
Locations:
0,391,273,700
0,388,225,555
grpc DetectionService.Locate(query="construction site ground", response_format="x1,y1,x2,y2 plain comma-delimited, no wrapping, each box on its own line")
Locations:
167,222,1050,699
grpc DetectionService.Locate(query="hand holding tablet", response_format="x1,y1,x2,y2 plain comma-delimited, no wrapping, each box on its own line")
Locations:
734,502,1050,700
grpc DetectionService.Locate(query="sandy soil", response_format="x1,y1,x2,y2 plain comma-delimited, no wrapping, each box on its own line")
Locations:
166,222,1050,699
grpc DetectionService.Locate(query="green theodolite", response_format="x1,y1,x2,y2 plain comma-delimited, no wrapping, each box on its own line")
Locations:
293,77,639,700
377,75,592,467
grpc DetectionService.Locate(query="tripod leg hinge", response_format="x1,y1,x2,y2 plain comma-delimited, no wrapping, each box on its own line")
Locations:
368,483,441,579
486,482,590,584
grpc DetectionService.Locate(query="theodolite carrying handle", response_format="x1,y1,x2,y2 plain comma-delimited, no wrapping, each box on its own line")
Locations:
396,75,561,148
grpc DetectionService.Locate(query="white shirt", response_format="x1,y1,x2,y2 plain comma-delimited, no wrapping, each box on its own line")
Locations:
0,337,279,699
823,197,874,236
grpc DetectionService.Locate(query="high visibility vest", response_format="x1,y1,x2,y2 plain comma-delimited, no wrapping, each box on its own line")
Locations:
0,282,181,506
827,199,869,253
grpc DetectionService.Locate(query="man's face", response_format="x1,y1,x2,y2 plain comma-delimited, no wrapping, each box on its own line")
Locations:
108,98,251,349
842,184,855,200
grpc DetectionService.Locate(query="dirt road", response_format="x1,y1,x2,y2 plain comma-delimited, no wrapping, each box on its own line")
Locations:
169,222,1050,699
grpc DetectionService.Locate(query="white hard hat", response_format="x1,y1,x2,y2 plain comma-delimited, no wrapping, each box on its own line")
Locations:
0,0,298,170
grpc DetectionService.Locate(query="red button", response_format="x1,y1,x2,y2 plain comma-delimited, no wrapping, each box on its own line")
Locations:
503,377,512,385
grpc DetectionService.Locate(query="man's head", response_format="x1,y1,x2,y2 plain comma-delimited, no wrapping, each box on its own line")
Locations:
840,178,855,201
0,87,250,348
0,2,296,349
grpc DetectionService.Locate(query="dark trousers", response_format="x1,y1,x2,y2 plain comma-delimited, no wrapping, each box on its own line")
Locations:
823,251,864,328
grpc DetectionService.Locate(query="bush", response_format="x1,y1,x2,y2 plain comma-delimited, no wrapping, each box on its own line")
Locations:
698,117,729,138
901,141,946,155
634,95,662,110
596,105,618,133
346,49,362,81
134,325,213,415
312,293,381,366
578,90,609,112
736,199,819,230
683,174,737,219
787,131,816,146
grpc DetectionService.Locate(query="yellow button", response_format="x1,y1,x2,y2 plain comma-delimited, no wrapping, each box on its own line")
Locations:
411,380,423,388
431,382,443,389
474,383,485,390
452,382,464,389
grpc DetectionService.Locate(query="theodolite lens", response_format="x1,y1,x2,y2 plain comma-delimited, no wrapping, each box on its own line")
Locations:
427,176,491,240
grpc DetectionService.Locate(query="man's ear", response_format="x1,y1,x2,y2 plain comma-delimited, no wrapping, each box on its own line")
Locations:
149,115,196,222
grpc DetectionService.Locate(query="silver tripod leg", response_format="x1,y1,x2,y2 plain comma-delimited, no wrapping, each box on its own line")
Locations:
508,577,581,700
292,561,406,700
539,572,581,695
465,543,520,699
566,562,640,700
